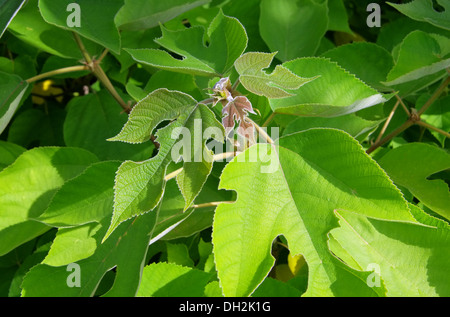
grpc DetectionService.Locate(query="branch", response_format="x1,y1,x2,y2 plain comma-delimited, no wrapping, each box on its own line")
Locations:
375,99,400,144
25,65,89,84
416,120,450,139
366,120,414,154
417,76,450,116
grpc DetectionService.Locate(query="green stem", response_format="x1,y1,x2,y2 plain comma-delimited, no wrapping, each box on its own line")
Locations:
25,65,89,84
366,120,414,154
73,32,131,113
192,201,234,209
417,76,450,116
248,118,274,144
416,120,450,139
262,112,277,127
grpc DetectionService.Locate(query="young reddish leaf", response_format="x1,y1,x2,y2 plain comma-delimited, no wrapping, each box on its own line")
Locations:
222,95,256,144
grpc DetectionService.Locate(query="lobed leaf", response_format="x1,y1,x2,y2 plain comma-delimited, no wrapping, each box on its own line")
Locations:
330,210,450,296
125,10,247,77
115,0,211,31
388,0,450,31
234,52,315,99
104,89,224,241
270,57,393,117
212,128,415,296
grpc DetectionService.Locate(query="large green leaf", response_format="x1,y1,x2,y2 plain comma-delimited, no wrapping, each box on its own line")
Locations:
384,31,450,86
378,143,450,220
136,262,211,297
0,141,25,171
330,210,450,296
212,129,415,297
63,90,154,161
0,0,26,38
38,161,121,227
0,147,98,256
21,210,158,297
38,0,123,54
270,58,392,117
104,89,224,241
125,10,247,77
321,42,394,91
115,0,211,31
234,52,315,99
0,72,27,135
259,0,328,61
7,0,101,59
388,0,450,31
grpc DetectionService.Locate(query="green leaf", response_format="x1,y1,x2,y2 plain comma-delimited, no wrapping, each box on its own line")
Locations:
21,211,158,297
388,0,450,31
259,0,328,61
0,0,26,38
326,0,352,34
212,129,415,296
270,57,392,117
38,0,123,54
321,42,394,91
104,89,224,241
0,71,27,135
125,10,247,77
115,0,211,31
330,210,450,296
283,113,381,139
137,262,211,297
42,223,101,266
64,90,154,161
384,31,450,86
378,143,450,220
234,52,316,99
7,107,66,148
7,0,101,59
419,95,450,147
0,147,98,256
0,140,25,171
252,277,302,297
39,161,121,227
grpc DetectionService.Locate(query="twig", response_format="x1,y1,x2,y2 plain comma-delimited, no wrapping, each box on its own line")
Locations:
25,65,89,84
417,76,450,116
375,99,400,144
247,118,274,144
366,120,414,154
192,201,234,209
395,94,411,117
416,120,450,139
262,112,277,127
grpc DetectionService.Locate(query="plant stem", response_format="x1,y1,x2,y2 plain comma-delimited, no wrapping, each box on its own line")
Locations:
192,201,234,209
416,120,450,139
417,76,450,116
248,118,274,144
25,65,89,84
366,120,414,154
232,78,240,91
375,99,400,144
395,94,411,117
163,151,240,181
73,33,92,65
72,32,131,113
262,112,277,127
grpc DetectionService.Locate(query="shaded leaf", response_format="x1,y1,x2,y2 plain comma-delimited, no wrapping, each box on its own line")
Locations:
0,0,26,38
378,143,450,220
388,0,450,31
